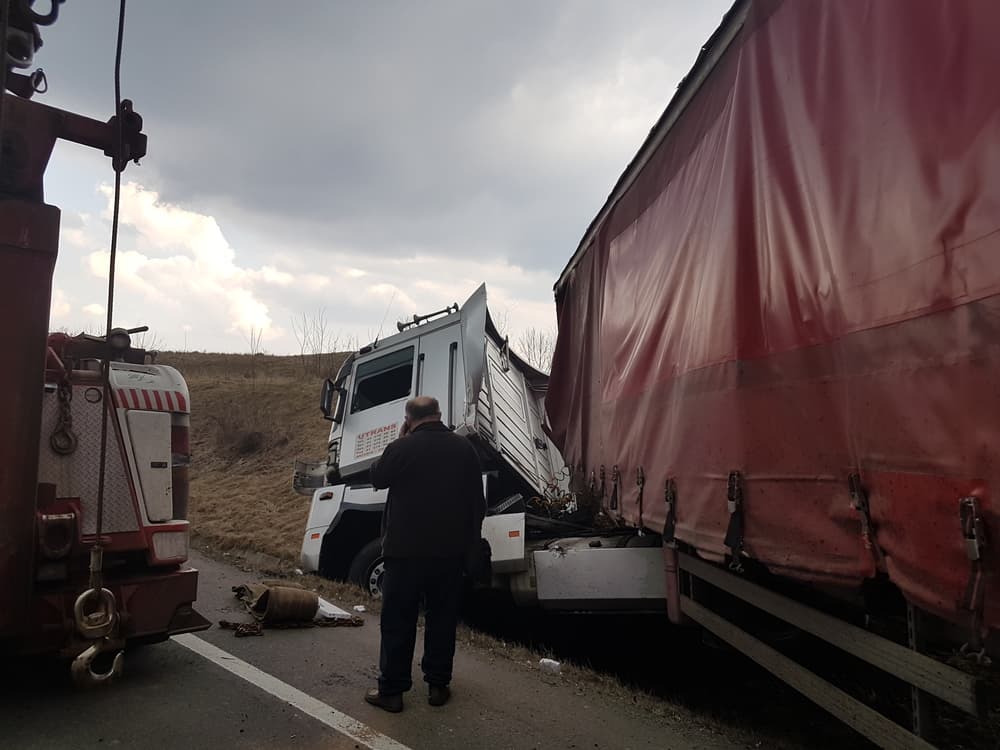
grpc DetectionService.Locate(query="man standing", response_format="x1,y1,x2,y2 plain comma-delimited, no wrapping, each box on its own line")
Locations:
364,396,486,712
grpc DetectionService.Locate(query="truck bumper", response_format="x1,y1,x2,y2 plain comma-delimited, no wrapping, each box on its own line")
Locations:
9,566,209,657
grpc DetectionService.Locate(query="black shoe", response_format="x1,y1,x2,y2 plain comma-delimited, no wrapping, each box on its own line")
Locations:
364,688,403,713
428,684,451,707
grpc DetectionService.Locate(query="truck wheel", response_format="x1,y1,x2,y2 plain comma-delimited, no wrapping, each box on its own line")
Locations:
347,539,384,598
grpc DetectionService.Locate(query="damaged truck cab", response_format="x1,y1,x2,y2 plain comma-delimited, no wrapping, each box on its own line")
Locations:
295,286,666,609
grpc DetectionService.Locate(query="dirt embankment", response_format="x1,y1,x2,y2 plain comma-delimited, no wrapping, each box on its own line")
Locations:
160,351,346,562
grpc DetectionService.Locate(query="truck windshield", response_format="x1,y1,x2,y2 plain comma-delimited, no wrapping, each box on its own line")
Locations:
351,346,415,413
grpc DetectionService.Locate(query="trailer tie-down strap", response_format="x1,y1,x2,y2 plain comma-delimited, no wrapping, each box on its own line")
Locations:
848,473,885,566
635,467,645,533
724,471,746,572
609,465,620,512
664,478,677,543
958,497,990,662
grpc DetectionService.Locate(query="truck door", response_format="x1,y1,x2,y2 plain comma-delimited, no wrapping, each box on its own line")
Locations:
414,321,464,429
338,344,416,476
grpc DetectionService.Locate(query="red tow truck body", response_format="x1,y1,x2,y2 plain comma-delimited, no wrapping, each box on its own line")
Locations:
0,9,207,676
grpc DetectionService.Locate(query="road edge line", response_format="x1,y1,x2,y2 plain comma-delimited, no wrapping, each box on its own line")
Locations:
173,633,413,750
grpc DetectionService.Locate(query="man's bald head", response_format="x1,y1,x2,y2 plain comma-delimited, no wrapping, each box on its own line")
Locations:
406,396,441,422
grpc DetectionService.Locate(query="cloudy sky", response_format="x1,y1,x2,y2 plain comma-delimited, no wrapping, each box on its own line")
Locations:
39,1,731,354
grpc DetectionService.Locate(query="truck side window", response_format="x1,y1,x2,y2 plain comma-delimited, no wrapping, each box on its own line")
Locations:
351,346,415,413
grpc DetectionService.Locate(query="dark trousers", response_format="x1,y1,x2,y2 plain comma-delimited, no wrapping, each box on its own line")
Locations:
378,556,464,696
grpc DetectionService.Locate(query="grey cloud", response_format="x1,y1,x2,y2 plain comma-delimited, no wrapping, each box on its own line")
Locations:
39,1,732,275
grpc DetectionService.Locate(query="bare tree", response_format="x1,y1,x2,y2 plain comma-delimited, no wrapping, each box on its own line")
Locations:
132,329,163,353
311,307,330,374
492,308,511,338
515,327,556,373
292,308,346,376
291,311,314,374
245,326,264,387
54,324,103,337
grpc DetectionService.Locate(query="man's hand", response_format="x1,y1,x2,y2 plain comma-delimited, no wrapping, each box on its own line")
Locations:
397,416,411,439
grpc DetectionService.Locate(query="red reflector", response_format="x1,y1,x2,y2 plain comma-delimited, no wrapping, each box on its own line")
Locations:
508,530,520,538
310,533,321,540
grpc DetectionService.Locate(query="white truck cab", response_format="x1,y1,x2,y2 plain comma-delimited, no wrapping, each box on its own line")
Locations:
295,285,666,611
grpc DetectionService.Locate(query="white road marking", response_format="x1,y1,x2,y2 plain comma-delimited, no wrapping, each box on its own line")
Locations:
174,633,413,750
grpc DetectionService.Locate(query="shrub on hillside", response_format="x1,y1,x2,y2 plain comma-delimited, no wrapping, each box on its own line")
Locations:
206,389,291,461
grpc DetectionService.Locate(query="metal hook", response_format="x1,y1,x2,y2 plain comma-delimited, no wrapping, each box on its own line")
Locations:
959,641,993,667
74,588,118,639
71,638,124,687
17,0,66,27
30,67,46,94
50,426,78,455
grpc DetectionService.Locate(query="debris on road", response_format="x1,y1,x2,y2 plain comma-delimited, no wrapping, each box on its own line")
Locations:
215,582,364,636
235,582,317,624
353,605,367,613
539,658,562,675
218,620,264,637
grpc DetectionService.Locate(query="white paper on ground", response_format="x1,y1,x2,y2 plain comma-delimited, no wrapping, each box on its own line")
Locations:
316,597,354,621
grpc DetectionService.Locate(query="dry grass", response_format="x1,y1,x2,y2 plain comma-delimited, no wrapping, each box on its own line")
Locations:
159,351,346,562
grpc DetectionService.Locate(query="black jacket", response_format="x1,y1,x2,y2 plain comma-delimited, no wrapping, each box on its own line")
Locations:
370,421,486,559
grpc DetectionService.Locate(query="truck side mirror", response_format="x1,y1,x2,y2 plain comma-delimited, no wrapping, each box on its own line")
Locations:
320,378,347,423
320,378,335,420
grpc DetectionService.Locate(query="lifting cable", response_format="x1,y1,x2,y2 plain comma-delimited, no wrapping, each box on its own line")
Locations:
0,1,10,171
90,0,128,597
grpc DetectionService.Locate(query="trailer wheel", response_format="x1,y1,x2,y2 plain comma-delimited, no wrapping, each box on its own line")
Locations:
347,539,384,598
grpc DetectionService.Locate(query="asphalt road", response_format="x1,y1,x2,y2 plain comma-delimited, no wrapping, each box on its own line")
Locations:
0,551,740,750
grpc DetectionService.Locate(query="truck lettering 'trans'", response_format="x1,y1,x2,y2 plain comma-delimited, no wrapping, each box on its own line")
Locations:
353,423,398,459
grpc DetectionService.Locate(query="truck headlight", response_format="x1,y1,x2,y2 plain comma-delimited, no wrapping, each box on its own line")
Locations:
151,530,189,563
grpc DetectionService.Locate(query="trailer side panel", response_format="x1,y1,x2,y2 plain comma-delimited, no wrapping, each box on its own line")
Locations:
547,0,1000,632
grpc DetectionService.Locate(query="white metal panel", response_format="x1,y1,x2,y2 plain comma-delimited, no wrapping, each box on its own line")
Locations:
343,483,388,505
478,337,558,493
459,284,488,428
301,485,348,572
37,387,139,534
109,362,190,411
301,483,389,572
415,319,464,428
481,512,527,572
305,485,347,531
338,343,417,476
126,409,174,522
533,546,667,609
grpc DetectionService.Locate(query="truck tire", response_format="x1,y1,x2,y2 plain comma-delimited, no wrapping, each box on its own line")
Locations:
347,539,384,598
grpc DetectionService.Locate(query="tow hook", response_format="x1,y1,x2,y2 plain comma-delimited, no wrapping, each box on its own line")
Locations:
71,637,125,687
71,586,125,686
73,587,118,639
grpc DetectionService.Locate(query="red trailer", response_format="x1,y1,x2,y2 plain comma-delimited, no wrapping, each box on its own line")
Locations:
547,0,998,745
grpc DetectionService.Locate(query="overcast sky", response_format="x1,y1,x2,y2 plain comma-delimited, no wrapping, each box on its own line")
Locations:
39,1,731,354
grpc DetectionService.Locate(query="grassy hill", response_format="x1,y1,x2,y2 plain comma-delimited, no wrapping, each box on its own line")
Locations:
159,351,348,563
